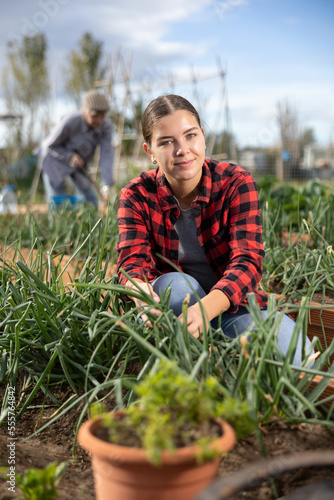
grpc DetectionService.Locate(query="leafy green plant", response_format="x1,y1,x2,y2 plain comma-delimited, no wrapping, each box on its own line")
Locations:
91,359,255,466
259,177,334,301
259,177,334,240
3,461,68,500
261,217,334,302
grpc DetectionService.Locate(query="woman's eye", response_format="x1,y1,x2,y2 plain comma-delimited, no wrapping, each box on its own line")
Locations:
160,140,173,146
187,133,196,139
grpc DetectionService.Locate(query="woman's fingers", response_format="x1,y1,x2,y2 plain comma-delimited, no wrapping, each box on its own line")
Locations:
178,304,208,338
130,282,162,328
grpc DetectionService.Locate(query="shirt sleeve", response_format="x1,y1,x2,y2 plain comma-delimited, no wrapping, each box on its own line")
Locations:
116,185,154,285
43,114,78,164
98,120,114,187
211,172,265,312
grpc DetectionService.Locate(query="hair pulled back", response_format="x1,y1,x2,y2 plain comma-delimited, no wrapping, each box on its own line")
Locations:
141,94,201,145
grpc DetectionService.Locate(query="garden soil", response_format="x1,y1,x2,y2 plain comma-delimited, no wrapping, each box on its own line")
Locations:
0,384,334,500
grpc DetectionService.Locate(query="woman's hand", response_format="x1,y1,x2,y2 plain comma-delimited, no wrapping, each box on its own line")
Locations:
178,302,208,338
126,279,162,326
178,289,231,338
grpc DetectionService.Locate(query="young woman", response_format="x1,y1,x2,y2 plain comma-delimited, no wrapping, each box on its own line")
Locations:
116,94,312,365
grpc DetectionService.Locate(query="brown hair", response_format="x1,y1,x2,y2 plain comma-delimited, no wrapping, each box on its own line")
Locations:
141,94,201,145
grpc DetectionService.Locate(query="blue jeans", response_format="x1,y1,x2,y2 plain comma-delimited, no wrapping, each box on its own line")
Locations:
152,272,313,366
42,173,98,207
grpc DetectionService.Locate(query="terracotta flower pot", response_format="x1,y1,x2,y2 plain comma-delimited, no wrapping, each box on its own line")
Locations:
78,411,236,500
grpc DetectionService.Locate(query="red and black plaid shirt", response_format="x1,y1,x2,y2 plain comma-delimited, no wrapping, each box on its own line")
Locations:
117,159,268,313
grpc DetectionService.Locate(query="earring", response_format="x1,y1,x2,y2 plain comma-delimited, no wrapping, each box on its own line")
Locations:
152,158,157,164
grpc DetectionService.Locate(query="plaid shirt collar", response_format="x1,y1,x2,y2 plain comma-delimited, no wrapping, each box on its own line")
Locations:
156,160,212,212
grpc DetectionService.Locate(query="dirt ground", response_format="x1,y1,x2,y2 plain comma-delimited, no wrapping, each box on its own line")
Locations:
0,384,334,500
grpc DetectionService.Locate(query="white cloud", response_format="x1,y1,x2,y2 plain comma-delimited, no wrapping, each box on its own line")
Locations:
211,0,248,21
0,0,332,149
91,0,210,59
1,0,210,62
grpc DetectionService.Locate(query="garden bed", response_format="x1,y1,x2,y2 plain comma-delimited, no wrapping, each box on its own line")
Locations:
276,292,334,407
0,247,116,287
1,185,334,499
298,296,334,407
1,385,334,500
1,263,333,500
303,293,334,364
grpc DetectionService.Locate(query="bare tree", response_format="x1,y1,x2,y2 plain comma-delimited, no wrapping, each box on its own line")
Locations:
63,32,106,106
2,33,49,150
276,100,300,180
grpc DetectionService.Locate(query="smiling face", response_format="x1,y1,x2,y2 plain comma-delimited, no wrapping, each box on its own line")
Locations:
143,110,206,195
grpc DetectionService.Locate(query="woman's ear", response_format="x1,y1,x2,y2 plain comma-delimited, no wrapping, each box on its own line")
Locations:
143,142,154,162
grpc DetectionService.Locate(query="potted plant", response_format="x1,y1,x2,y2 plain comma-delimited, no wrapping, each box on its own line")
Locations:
78,360,252,500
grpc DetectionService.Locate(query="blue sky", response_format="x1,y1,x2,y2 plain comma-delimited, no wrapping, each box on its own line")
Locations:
0,0,333,148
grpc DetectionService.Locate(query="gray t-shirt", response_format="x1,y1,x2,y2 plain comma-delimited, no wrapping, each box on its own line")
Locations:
174,204,217,293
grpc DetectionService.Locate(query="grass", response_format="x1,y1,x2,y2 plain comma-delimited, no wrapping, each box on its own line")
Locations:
0,199,119,263
1,259,333,438
0,178,334,459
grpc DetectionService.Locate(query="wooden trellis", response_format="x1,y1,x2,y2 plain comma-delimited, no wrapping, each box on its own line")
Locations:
95,49,235,184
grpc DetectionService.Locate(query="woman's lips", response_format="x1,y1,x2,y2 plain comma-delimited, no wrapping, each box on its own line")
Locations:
174,159,193,168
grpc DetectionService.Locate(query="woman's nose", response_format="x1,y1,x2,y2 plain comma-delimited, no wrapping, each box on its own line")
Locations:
175,141,186,155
